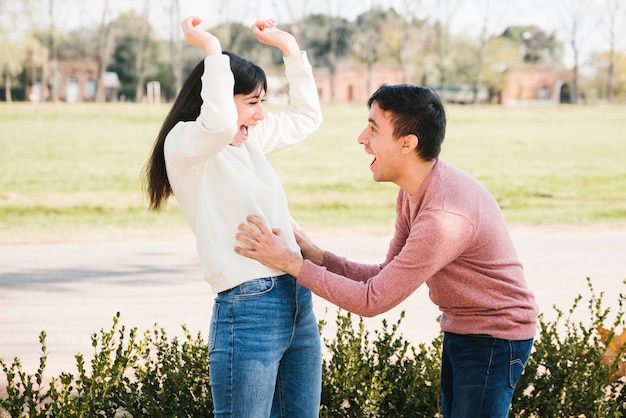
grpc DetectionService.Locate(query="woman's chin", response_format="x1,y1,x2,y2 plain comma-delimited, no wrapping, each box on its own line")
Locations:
229,135,248,147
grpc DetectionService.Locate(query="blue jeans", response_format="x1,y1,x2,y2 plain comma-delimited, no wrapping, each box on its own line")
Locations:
440,332,533,418
209,274,322,417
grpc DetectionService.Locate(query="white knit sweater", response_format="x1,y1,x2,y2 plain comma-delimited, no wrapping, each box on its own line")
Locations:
164,52,322,293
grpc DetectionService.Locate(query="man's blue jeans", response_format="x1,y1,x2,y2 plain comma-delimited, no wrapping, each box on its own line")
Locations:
441,332,533,417
209,274,322,418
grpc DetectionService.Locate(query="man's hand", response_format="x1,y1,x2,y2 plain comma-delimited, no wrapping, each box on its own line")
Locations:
235,215,304,277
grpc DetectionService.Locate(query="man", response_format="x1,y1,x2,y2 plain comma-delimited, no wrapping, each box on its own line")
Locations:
235,84,539,417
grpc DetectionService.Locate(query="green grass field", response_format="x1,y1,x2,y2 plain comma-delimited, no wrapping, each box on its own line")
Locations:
1,102,625,244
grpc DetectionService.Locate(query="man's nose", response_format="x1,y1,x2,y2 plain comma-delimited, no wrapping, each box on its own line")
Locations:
357,129,368,144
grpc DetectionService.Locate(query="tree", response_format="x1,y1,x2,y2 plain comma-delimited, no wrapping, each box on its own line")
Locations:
554,0,594,104
482,36,522,102
591,50,626,102
133,0,152,103
500,25,563,65
297,13,355,102
399,0,426,84
95,0,115,102
211,22,269,65
470,0,508,104
354,6,403,95
107,11,160,102
431,0,463,97
0,0,24,101
167,0,183,97
601,0,625,102
271,0,312,42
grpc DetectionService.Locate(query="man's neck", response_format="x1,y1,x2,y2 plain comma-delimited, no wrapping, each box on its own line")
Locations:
399,158,437,195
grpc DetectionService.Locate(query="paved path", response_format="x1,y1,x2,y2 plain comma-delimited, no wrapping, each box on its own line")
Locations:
1,227,626,385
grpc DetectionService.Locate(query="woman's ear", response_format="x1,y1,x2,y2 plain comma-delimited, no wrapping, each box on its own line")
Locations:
400,134,418,155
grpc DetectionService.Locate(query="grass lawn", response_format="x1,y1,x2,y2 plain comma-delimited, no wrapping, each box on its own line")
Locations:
1,101,625,244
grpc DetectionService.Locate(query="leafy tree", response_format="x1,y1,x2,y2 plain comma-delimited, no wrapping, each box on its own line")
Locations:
481,36,523,102
352,7,404,96
0,2,29,101
591,50,626,102
211,22,272,67
107,11,160,102
500,25,563,66
297,13,355,101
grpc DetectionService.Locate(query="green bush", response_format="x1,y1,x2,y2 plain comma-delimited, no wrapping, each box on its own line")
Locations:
319,311,441,417
1,313,212,417
512,278,626,417
2,279,625,417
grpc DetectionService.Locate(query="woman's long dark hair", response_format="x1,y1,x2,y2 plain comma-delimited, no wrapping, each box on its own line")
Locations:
143,51,267,211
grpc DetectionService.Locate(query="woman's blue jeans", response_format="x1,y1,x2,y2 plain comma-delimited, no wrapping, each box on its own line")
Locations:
209,274,322,418
441,332,533,418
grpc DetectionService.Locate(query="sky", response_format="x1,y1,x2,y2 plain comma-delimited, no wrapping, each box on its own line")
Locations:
60,0,626,68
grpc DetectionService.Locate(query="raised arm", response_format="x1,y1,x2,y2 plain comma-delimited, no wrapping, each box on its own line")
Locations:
250,18,299,57
181,16,222,56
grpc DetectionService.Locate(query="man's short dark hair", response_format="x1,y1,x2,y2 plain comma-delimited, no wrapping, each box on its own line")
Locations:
368,84,446,161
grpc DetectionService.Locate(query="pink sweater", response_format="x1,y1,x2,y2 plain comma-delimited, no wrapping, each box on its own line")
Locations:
298,160,538,340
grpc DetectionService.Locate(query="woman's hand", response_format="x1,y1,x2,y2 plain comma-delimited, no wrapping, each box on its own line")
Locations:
181,16,221,56
251,18,299,57
234,215,304,277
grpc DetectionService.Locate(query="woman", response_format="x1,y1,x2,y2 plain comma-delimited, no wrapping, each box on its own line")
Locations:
144,16,323,418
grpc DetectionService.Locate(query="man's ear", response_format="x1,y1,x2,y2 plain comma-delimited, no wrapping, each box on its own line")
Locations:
400,134,418,155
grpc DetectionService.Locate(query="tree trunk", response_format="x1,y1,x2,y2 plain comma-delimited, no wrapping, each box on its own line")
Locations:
95,0,113,103
169,0,183,97
4,72,12,102
134,0,151,103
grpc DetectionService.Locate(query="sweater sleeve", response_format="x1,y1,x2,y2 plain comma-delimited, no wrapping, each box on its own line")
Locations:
164,54,237,170
297,211,474,317
253,52,322,155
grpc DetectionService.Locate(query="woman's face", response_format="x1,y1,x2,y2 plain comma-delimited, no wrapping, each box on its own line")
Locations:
231,87,265,147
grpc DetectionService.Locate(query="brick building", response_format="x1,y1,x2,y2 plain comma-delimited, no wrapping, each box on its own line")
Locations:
313,66,404,104
500,65,567,105
28,58,119,102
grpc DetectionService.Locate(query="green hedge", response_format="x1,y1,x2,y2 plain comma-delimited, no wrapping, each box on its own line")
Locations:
2,278,625,417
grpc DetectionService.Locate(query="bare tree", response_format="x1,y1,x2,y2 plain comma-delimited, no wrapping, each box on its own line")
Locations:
431,0,462,98
399,0,424,84
95,0,114,102
326,0,339,102
358,0,379,96
18,0,51,100
555,0,593,104
46,0,61,102
134,0,151,103
323,0,359,102
271,0,311,40
471,0,507,103
602,0,625,102
167,0,183,97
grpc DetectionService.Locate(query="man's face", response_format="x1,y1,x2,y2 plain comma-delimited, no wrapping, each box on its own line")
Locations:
357,102,403,183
